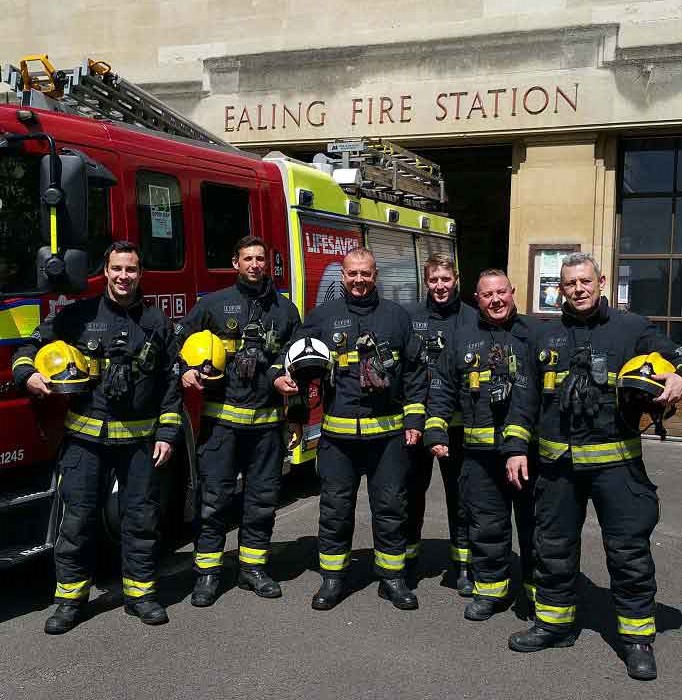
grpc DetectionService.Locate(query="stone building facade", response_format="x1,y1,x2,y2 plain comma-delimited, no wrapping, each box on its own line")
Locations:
3,0,682,330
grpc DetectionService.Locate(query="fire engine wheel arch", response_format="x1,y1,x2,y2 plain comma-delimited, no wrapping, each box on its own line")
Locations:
92,410,198,564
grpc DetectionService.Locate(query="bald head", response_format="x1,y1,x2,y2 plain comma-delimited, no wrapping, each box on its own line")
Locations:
342,247,378,299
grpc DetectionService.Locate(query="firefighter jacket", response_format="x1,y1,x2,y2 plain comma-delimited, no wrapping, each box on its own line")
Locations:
424,310,538,455
12,292,182,445
405,292,478,428
284,288,428,440
525,296,682,471
176,277,301,429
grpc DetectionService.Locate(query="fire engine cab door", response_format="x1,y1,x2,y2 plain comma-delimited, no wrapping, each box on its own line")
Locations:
366,225,419,305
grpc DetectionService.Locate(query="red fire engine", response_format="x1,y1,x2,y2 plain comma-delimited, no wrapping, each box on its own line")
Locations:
0,55,457,570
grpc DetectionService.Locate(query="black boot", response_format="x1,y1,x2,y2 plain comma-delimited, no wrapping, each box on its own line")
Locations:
378,578,419,610
622,643,657,681
124,598,169,625
508,625,577,652
311,576,347,610
237,566,282,598
464,596,509,621
456,564,474,598
44,602,86,635
191,573,222,607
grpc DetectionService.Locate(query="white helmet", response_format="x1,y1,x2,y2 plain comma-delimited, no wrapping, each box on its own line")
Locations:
285,336,333,383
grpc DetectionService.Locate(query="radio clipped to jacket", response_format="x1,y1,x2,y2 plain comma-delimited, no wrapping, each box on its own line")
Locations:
356,331,393,392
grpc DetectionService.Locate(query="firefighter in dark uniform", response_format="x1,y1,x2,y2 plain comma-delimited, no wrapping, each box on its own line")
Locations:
177,236,301,606
275,247,427,610
404,253,477,594
12,241,182,634
508,253,682,681
424,269,537,622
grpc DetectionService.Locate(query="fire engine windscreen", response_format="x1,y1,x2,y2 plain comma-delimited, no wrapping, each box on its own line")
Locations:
0,152,42,294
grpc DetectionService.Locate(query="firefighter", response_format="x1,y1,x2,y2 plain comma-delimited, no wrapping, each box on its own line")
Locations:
177,235,301,606
12,241,182,633
404,253,477,594
507,252,682,682
424,269,537,622
275,247,427,610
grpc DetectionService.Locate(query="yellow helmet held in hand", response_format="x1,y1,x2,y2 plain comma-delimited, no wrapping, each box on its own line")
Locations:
180,330,226,381
617,352,676,438
35,340,90,393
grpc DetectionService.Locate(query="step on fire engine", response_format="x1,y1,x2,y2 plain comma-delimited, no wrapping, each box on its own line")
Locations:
0,55,457,570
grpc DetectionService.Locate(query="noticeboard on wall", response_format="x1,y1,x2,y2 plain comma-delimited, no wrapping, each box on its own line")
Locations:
527,244,580,316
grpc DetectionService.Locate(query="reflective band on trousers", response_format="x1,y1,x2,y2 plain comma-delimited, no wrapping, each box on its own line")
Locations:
617,615,656,637
425,416,448,432
450,545,472,563
473,579,510,599
523,582,537,602
464,427,495,446
55,579,91,600
194,551,224,569
403,403,426,416
122,578,156,598
503,424,531,443
406,543,420,560
536,601,576,625
239,546,268,565
319,552,351,571
374,550,405,571
159,412,182,426
572,438,642,465
322,413,404,436
203,402,283,426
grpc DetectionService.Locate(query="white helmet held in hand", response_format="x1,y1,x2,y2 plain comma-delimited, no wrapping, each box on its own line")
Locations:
285,336,333,383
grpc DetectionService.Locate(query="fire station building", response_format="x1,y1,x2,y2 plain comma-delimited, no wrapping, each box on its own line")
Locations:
4,1,682,336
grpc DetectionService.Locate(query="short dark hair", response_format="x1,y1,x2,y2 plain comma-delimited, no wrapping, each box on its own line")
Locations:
476,268,511,292
233,236,269,258
104,240,141,268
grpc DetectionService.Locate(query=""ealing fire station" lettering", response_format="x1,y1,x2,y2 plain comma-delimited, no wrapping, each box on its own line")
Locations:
224,83,579,132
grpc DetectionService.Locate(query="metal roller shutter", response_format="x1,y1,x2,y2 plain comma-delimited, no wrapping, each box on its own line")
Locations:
366,226,419,305
416,234,455,269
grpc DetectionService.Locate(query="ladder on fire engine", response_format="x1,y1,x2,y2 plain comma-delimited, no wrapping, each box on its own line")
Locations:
1,54,229,147
317,139,446,210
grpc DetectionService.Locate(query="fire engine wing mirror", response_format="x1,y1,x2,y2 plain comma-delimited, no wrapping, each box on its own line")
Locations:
62,148,118,188
36,247,88,293
40,152,88,249
37,152,88,292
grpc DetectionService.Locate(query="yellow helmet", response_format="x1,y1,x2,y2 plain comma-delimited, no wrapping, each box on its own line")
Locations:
35,340,90,393
180,330,226,381
617,352,676,437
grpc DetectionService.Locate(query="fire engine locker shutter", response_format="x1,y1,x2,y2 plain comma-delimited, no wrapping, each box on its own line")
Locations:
416,234,456,271
366,226,418,305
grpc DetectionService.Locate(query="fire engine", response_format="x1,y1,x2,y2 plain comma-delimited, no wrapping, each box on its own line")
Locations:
0,55,457,570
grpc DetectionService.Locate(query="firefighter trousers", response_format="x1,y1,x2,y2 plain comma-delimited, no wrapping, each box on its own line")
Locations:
316,433,410,579
194,423,285,573
406,427,469,565
534,458,658,643
54,437,161,603
460,449,535,602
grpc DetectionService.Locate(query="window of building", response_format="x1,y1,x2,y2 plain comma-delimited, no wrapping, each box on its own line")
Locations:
136,171,184,270
201,182,251,269
617,138,682,341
